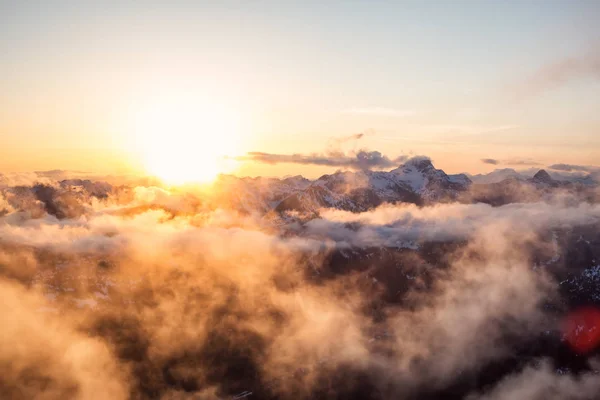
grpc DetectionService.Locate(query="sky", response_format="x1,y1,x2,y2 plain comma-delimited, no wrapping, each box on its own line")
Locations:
1,0,599,178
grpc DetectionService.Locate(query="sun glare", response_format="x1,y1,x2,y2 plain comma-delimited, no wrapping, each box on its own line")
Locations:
131,97,241,185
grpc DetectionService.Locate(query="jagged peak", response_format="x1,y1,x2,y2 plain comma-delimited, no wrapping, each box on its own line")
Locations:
532,169,553,182
390,156,435,174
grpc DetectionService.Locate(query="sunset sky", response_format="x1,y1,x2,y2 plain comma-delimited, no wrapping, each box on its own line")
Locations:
1,0,599,179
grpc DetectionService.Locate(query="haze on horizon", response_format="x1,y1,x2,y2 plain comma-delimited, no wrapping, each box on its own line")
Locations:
1,0,599,182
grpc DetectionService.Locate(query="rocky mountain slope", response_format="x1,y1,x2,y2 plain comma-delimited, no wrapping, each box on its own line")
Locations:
217,157,472,214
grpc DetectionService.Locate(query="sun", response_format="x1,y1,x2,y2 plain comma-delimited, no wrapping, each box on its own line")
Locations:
131,97,240,185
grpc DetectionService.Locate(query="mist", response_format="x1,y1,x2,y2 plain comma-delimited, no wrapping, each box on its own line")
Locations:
1,174,599,400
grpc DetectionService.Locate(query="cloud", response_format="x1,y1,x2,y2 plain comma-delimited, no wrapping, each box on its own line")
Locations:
237,150,407,170
331,132,365,144
518,51,600,96
326,132,369,152
505,158,541,166
341,107,416,117
481,158,540,167
1,175,600,398
0,279,129,399
548,163,600,173
482,158,500,165
471,360,600,400
303,202,600,249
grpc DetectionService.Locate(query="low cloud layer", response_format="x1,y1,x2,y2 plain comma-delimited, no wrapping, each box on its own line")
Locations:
305,202,600,248
1,175,600,399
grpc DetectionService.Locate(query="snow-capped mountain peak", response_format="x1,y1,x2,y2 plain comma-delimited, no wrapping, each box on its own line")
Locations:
214,157,472,214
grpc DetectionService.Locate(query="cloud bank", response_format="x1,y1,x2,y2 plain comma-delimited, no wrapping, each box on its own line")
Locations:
1,175,600,399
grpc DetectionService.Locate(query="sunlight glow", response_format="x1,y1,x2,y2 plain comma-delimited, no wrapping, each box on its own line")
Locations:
131,96,241,185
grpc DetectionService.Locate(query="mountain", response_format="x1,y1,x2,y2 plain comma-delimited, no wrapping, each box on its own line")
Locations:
468,168,524,184
531,169,557,186
470,167,600,186
464,169,600,206
7,161,600,220
217,157,472,214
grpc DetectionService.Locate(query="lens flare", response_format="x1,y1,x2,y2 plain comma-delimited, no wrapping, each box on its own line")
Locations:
562,307,600,354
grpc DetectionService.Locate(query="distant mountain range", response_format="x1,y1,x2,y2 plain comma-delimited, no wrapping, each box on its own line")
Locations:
208,158,599,215
181,157,474,216
2,157,599,220
467,167,599,185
